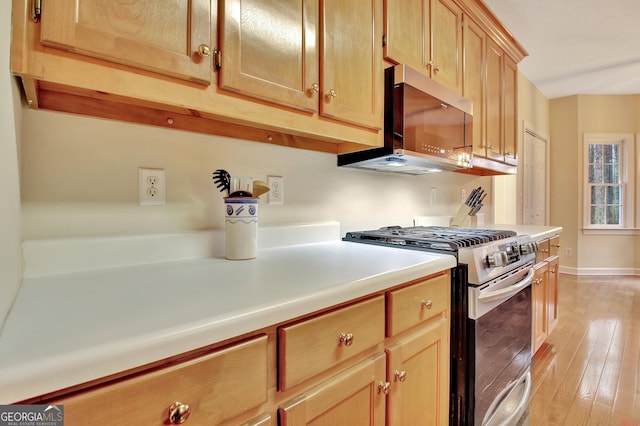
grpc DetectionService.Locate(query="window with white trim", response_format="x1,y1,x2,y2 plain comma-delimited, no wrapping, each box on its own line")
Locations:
583,134,635,229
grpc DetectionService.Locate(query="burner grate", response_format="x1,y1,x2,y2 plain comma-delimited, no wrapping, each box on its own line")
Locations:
343,226,516,253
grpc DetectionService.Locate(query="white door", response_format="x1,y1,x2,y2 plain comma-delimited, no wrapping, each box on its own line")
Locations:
523,130,547,225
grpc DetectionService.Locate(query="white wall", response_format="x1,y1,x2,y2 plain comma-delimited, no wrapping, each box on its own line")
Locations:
1,1,23,329
20,109,493,239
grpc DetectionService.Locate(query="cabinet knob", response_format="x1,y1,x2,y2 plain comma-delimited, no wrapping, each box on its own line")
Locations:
326,89,337,100
168,401,191,424
310,83,320,93
433,64,441,73
394,370,407,382
338,332,354,346
421,299,433,310
550,268,556,274
378,381,392,395
197,44,211,57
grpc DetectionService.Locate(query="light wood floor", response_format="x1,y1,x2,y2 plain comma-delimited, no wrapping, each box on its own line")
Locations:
530,273,640,425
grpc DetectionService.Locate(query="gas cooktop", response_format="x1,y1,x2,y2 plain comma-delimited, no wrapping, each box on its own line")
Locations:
343,226,517,253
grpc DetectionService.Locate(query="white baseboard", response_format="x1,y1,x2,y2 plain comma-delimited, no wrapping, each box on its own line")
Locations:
559,265,640,276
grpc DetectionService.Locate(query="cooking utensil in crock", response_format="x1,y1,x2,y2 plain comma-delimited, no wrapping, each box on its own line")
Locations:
212,169,231,196
252,180,270,198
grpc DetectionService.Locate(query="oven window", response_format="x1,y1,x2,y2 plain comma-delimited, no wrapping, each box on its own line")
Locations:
473,287,532,425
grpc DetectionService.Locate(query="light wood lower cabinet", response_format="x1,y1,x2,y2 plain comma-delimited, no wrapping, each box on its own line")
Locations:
278,296,386,390
281,272,450,426
43,272,450,425
547,256,560,334
279,353,387,426
54,335,269,426
386,317,450,425
532,261,548,353
533,235,561,353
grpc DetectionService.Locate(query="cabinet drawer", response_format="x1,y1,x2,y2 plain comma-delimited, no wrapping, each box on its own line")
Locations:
536,238,550,263
278,296,385,390
55,335,268,426
387,273,450,336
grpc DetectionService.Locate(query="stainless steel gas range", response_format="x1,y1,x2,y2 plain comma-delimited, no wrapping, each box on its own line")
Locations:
343,226,537,426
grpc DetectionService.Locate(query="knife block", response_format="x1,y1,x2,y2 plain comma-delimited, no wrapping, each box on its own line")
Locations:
450,204,477,228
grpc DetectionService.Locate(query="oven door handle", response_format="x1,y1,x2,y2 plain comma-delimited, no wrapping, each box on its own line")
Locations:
482,370,532,426
478,268,535,303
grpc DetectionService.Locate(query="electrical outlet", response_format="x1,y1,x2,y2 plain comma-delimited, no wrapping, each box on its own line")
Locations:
565,247,573,257
267,175,284,204
139,168,165,205
461,188,467,203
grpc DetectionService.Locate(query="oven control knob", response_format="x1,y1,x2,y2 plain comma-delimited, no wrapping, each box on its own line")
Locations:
520,241,539,255
486,251,509,267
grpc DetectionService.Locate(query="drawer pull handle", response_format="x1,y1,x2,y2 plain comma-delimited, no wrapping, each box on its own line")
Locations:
338,332,354,346
394,370,407,382
421,299,433,310
168,401,191,424
378,381,391,394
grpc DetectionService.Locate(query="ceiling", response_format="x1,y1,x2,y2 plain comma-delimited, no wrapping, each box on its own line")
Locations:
483,0,640,99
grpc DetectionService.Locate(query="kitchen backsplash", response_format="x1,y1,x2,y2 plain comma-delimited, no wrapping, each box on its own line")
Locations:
20,109,495,239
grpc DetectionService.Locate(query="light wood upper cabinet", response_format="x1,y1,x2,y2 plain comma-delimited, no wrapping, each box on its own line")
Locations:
383,0,430,74
431,0,463,93
503,54,518,165
485,37,504,161
220,0,382,129
320,0,383,129
386,318,450,425
219,0,319,112
462,16,486,158
39,0,212,85
384,0,462,94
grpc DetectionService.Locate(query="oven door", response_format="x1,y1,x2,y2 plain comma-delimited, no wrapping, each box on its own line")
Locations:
468,263,534,425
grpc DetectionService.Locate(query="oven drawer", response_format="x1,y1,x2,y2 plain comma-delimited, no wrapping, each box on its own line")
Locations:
278,296,385,390
387,273,450,336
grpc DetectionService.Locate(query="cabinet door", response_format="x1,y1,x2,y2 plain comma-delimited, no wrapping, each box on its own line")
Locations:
383,0,430,73
220,0,319,112
547,256,559,335
503,54,518,164
279,353,386,426
54,336,268,425
462,16,486,157
431,0,462,93
532,262,548,353
485,38,503,161
321,0,383,129
40,0,212,84
386,318,450,425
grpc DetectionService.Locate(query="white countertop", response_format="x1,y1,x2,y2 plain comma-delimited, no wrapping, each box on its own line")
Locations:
480,224,563,241
0,223,456,403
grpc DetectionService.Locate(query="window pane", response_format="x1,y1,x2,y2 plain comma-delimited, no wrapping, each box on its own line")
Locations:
591,206,605,224
589,164,603,183
606,186,620,204
589,144,603,164
606,205,620,225
591,185,606,204
604,144,619,163
604,165,619,183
